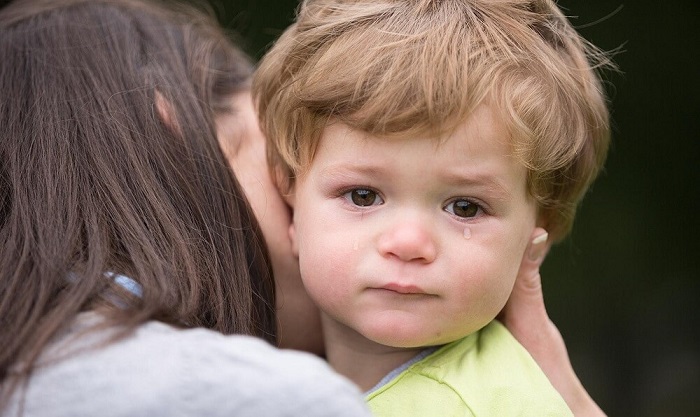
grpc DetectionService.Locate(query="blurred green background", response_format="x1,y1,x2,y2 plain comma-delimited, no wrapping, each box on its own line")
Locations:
211,1,699,415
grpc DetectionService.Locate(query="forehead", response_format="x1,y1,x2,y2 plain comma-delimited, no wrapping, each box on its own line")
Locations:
314,104,526,191
320,103,513,157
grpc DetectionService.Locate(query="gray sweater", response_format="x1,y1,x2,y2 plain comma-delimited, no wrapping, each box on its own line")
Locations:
4,314,370,417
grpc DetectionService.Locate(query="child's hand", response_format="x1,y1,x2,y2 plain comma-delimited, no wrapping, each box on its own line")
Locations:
498,228,607,417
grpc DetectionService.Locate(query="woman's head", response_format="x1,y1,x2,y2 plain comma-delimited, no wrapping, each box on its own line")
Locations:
0,0,274,389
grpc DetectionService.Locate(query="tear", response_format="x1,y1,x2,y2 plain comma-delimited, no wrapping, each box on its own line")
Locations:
463,227,472,240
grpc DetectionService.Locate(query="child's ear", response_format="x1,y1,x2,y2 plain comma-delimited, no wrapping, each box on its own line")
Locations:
283,185,298,257
288,221,299,258
282,186,295,208
275,167,296,208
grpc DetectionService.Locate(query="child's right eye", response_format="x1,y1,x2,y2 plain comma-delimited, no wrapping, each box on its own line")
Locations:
343,188,384,207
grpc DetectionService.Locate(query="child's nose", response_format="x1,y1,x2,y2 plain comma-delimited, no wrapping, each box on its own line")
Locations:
376,216,437,263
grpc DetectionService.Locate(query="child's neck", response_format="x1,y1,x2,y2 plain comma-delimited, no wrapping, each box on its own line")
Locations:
321,314,425,392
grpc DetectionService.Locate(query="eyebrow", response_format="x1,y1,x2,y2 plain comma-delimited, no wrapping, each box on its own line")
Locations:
438,170,513,200
319,164,384,180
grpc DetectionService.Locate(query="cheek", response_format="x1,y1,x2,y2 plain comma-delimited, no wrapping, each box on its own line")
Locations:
296,217,340,280
297,240,350,310
494,235,529,290
451,233,528,315
487,234,530,306
455,256,515,306
294,208,363,305
488,210,536,284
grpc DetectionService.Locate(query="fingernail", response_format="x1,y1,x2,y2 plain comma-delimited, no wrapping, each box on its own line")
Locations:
528,232,548,261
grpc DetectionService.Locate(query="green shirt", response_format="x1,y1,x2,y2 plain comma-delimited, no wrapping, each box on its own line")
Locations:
366,321,572,416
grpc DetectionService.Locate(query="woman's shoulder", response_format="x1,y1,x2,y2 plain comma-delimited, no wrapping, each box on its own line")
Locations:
125,321,370,415
11,316,370,417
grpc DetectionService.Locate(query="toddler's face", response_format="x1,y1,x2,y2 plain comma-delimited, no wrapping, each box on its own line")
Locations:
290,104,538,348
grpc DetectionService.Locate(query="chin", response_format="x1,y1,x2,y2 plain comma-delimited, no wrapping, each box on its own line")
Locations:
359,323,451,349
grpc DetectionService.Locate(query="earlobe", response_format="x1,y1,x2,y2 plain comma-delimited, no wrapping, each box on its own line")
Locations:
277,169,296,208
284,187,298,257
288,222,299,258
282,189,295,208
275,167,296,208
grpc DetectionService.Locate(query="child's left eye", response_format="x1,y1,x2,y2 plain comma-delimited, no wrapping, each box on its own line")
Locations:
444,199,480,218
343,188,384,207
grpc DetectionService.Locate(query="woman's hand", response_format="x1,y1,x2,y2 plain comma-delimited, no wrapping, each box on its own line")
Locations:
498,228,606,417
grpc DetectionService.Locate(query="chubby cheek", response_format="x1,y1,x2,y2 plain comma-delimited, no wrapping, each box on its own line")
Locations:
488,236,529,305
452,235,527,321
295,220,356,311
450,265,512,329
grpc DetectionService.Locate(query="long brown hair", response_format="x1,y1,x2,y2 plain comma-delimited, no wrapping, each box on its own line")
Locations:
0,0,275,404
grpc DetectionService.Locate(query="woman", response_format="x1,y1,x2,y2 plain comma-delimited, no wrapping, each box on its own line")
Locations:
0,0,369,415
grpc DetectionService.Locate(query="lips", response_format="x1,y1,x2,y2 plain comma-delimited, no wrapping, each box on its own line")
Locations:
379,282,426,294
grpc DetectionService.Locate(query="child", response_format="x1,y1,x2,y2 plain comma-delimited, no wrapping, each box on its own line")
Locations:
254,0,611,415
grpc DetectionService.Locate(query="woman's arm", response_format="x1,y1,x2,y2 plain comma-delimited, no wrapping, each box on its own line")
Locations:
499,228,606,417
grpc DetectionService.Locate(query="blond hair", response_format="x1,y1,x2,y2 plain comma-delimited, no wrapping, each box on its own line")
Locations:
253,0,613,241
